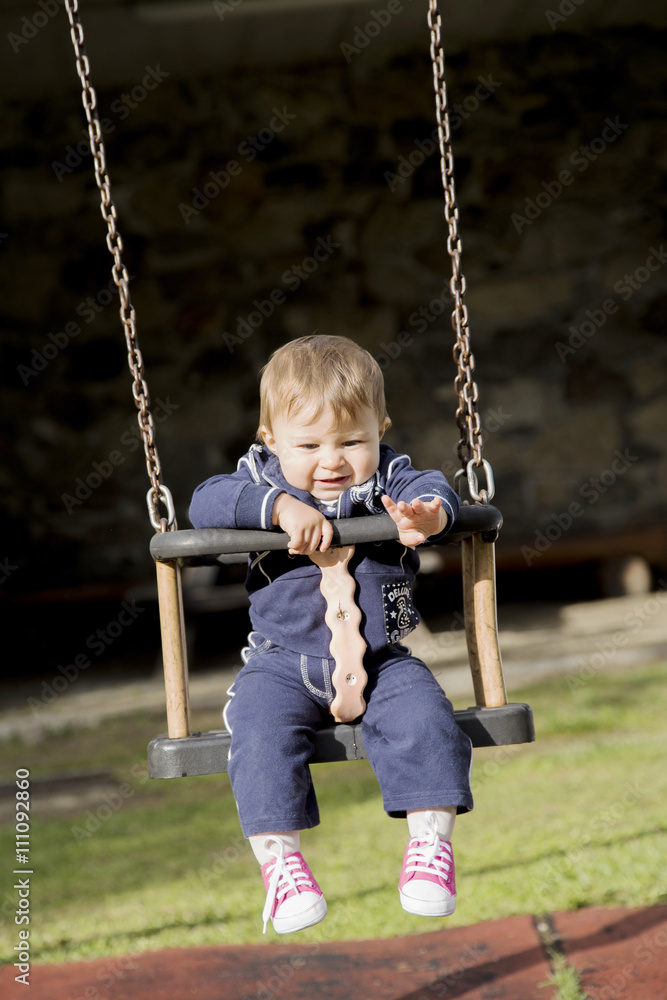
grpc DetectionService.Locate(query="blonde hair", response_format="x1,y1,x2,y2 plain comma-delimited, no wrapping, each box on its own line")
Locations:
258,335,391,439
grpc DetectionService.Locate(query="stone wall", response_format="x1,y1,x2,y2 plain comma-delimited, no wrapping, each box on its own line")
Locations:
2,24,666,595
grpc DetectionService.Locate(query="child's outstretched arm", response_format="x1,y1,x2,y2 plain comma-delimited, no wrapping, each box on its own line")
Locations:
381,495,448,547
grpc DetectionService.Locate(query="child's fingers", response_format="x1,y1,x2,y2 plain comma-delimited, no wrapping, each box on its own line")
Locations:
319,519,334,552
383,495,415,518
381,495,402,522
412,497,441,514
286,514,332,555
396,529,426,547
289,528,314,555
307,524,327,554
288,530,305,555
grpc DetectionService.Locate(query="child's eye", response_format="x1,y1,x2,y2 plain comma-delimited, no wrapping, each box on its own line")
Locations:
298,443,318,450
343,440,363,447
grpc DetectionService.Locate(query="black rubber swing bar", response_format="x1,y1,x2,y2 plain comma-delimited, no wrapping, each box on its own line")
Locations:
62,0,535,781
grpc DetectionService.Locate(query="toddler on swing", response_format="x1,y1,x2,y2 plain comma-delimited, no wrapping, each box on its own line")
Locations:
189,334,473,934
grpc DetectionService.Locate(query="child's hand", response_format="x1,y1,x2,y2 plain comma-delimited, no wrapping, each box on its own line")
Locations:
381,495,448,547
272,493,334,555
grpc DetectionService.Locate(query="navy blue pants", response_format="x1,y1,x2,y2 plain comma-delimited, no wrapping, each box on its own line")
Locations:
224,632,474,837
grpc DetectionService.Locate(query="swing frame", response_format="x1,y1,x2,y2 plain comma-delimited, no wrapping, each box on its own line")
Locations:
147,510,534,779
63,0,535,780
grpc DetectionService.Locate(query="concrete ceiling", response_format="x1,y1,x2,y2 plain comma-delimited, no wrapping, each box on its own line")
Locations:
3,0,667,97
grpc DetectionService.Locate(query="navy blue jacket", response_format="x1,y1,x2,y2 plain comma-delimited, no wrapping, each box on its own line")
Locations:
189,443,460,657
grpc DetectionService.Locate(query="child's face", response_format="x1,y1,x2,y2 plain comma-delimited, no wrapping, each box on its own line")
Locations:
262,404,389,501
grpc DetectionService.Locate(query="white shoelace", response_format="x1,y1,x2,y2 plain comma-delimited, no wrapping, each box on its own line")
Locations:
262,840,316,933
404,815,453,883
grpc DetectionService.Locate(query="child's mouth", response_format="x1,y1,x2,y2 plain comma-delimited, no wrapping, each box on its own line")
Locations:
316,476,350,488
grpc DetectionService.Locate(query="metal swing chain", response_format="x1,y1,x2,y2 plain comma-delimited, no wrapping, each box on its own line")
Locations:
64,0,175,532
63,0,490,514
427,0,494,504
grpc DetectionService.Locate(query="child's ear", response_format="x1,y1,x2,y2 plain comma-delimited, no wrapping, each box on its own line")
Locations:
260,425,276,452
378,418,391,440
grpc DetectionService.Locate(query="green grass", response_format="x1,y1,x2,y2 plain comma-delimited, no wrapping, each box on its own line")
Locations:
1,660,666,964
541,951,592,1000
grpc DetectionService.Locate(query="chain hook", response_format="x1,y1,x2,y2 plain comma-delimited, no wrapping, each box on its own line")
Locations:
466,459,495,504
147,486,177,532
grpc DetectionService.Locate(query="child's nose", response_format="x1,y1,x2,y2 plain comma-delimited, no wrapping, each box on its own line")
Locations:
322,447,345,469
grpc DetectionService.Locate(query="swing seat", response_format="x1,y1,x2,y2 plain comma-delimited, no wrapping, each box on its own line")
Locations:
147,505,535,780
148,705,534,779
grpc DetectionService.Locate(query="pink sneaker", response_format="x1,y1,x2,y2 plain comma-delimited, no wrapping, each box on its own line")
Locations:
398,813,457,917
260,839,327,934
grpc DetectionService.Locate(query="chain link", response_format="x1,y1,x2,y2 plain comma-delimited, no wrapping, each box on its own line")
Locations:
64,0,174,529
427,1,493,501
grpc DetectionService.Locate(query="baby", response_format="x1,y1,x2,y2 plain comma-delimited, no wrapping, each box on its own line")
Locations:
189,335,473,934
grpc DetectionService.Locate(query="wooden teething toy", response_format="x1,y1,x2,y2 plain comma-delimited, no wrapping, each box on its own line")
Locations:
308,545,368,723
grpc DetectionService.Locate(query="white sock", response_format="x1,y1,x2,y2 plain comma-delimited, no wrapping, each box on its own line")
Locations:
407,807,456,841
249,831,301,866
